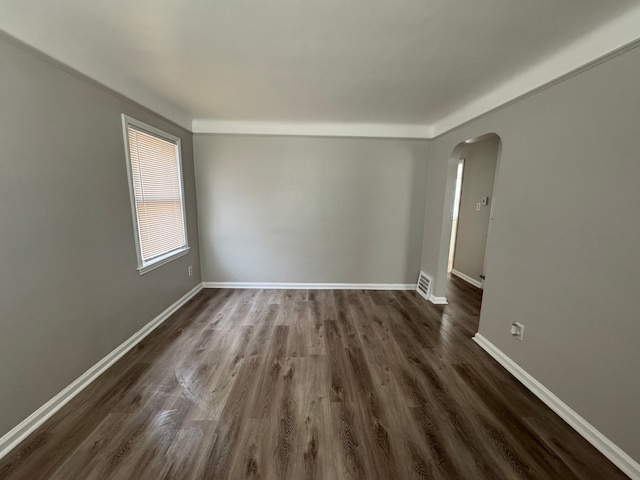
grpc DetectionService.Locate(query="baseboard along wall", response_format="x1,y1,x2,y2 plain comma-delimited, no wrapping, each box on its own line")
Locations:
428,295,448,305
202,282,416,290
0,283,203,461
473,333,640,480
451,269,484,289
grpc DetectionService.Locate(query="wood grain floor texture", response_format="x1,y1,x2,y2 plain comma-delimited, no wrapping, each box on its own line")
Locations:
0,276,627,479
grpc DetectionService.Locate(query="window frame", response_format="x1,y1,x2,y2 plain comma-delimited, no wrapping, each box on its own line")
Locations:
121,114,190,275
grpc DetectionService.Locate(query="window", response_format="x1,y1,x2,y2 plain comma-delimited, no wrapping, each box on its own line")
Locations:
122,115,189,274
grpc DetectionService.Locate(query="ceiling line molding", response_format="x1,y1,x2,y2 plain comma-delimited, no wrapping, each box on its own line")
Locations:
431,5,640,137
192,119,433,139
194,6,640,142
5,4,640,139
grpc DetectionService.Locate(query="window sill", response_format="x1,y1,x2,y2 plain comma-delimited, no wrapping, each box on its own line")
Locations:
138,247,190,275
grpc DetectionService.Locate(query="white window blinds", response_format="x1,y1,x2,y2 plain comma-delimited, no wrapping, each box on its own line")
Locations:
123,116,188,271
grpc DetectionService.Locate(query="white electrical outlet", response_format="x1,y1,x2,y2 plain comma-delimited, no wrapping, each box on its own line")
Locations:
188,266,193,277
510,322,524,340
476,203,481,211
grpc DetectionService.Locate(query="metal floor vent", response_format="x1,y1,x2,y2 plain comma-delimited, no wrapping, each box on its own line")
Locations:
416,271,432,300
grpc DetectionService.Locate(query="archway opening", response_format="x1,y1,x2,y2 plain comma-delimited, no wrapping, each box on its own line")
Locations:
440,133,501,320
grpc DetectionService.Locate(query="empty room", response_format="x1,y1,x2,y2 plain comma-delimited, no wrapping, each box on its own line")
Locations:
1,1,639,479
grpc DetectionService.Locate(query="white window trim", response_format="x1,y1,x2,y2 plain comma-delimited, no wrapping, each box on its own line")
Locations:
121,114,190,275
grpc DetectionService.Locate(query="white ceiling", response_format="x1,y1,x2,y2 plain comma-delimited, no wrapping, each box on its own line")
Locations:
1,0,639,136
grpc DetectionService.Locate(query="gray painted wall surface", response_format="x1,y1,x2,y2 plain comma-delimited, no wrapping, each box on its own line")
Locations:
452,136,499,282
0,36,201,437
194,135,429,284
421,44,640,460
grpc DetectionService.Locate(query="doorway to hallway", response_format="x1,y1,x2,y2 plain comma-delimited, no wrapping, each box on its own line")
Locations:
445,134,500,293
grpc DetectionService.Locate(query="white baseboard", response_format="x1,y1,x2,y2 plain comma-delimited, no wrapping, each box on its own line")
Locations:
429,295,448,305
451,269,484,289
473,334,640,479
0,282,204,461
202,282,416,290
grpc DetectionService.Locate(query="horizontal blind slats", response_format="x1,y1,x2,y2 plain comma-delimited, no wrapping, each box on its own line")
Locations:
127,124,187,263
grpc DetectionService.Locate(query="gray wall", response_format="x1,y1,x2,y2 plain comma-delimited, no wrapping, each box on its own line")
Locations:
421,44,640,460
452,135,499,282
195,135,429,284
0,35,201,437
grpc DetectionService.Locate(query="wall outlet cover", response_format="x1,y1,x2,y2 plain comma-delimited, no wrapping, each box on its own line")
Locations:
511,322,524,340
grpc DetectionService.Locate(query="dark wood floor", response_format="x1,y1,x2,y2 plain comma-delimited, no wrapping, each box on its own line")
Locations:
0,277,627,479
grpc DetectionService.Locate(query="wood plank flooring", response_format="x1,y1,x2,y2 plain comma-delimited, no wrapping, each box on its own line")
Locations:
0,276,628,479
